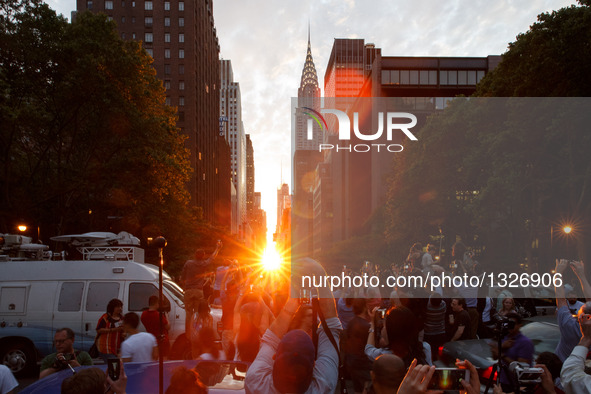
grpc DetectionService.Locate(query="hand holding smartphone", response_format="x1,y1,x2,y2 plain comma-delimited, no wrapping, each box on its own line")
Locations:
427,368,470,391
106,356,121,381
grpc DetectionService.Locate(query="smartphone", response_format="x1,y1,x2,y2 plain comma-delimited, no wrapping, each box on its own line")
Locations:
107,356,121,381
427,368,469,391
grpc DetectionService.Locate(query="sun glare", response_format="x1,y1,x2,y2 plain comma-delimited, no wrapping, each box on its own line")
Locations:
261,244,282,272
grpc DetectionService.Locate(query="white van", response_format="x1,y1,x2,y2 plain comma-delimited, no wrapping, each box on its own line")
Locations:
0,232,196,377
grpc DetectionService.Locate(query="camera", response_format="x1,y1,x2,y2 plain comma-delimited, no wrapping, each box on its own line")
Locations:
508,362,543,386
492,315,516,336
52,353,73,370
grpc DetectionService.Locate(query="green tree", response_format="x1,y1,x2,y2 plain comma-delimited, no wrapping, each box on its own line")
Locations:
475,1,591,96
0,1,201,267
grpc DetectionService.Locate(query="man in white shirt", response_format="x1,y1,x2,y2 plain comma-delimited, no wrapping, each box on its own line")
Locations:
120,312,157,363
561,301,591,393
0,365,18,394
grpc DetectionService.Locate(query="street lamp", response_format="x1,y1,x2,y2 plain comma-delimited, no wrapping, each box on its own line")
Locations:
17,225,27,232
563,225,574,259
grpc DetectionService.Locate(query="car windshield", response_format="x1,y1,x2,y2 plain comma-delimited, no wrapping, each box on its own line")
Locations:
163,280,184,305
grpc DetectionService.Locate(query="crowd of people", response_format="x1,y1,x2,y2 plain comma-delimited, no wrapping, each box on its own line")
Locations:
6,240,591,394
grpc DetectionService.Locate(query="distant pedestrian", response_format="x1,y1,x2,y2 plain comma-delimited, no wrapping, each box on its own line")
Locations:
96,299,124,358
120,312,158,362
141,295,171,359
181,240,222,337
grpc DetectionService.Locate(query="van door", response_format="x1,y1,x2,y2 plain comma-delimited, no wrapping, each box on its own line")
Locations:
127,282,171,332
82,282,121,348
54,282,85,343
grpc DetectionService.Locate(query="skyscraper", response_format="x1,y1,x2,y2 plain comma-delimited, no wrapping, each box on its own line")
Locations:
77,0,231,227
219,59,247,236
292,28,322,259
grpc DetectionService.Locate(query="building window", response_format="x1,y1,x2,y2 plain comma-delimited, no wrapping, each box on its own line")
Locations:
178,33,184,42
179,17,184,27
144,1,152,10
121,0,125,6
477,70,485,83
164,17,170,26
105,1,113,9
144,32,153,42
164,33,170,42
178,49,184,59
164,1,170,10
179,1,184,11
179,81,184,90
132,32,136,39
131,16,135,23
87,1,93,10
132,1,135,7
179,96,185,106
164,64,171,75
164,80,170,89
179,65,184,74
165,97,171,106
121,16,125,23
144,17,152,27
121,32,125,39
106,16,113,21
467,70,477,85
145,48,153,57
448,70,458,85
458,70,467,85
400,70,409,84
164,49,170,58
178,112,184,122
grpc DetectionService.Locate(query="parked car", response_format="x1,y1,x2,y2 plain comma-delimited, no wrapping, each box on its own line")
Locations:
439,315,559,382
20,360,249,394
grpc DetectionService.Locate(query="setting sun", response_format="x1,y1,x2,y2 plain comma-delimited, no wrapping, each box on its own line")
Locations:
261,244,282,272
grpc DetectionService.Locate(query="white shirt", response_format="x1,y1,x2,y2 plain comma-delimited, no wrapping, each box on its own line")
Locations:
421,253,434,271
561,345,591,394
0,365,18,394
121,332,157,362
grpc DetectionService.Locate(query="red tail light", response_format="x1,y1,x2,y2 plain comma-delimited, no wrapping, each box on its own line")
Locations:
438,346,444,359
482,366,497,381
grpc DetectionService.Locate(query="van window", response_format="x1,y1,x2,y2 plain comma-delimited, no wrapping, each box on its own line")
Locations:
129,283,169,311
58,282,84,311
86,282,120,311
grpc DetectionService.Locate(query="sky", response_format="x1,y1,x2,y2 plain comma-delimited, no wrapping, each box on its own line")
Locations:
46,0,576,231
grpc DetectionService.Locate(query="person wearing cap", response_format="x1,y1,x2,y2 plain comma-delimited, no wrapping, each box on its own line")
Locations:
245,258,341,394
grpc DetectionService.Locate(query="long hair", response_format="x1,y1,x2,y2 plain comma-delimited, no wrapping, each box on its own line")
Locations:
385,306,426,366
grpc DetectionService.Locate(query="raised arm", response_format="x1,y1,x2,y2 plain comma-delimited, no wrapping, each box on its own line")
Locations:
555,259,570,309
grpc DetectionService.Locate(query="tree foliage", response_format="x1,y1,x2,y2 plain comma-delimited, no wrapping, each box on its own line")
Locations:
475,2,591,96
385,2,591,268
0,1,201,268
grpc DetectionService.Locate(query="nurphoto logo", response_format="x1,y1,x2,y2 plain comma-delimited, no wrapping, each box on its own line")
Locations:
300,105,418,153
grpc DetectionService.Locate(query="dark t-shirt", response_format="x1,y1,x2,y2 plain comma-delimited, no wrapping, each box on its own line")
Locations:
181,258,214,290
452,310,471,340
344,315,370,356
